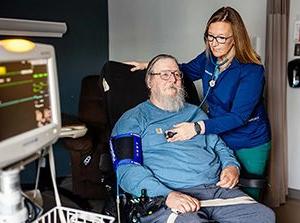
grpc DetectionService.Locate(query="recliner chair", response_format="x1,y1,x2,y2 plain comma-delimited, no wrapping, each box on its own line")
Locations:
61,75,114,206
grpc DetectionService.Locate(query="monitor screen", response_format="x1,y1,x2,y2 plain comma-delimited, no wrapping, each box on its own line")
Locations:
0,40,61,169
0,59,52,141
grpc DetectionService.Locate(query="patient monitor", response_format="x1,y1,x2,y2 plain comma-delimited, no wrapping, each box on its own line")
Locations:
0,39,61,168
0,39,61,222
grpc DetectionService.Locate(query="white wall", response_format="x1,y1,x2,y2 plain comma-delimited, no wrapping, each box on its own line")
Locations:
287,0,300,190
108,0,267,63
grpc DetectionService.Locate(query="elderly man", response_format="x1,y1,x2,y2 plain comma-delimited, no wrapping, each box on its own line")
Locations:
111,54,275,223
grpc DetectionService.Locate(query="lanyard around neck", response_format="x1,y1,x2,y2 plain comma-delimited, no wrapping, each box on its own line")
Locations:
209,56,228,88
199,56,229,108
210,55,228,81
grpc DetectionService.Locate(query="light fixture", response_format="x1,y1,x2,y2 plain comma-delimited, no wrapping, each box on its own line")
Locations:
0,39,35,53
0,18,67,38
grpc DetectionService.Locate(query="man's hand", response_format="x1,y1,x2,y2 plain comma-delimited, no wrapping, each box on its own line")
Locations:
165,191,200,213
123,61,148,72
216,166,239,189
167,122,197,142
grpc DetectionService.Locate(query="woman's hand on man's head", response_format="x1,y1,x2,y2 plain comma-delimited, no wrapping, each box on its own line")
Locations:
123,61,148,72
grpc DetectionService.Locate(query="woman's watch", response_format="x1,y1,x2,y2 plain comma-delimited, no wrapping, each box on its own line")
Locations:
194,122,201,135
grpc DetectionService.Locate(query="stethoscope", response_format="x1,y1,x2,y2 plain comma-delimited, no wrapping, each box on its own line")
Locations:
199,56,228,108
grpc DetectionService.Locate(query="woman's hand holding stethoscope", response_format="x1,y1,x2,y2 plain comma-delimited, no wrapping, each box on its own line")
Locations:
166,122,197,142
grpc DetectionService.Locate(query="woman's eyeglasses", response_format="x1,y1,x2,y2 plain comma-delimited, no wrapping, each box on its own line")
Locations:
150,71,183,80
206,34,233,44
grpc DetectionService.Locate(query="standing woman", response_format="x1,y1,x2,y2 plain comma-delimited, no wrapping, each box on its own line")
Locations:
128,6,271,200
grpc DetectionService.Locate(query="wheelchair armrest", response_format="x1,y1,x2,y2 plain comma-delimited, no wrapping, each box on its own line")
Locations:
238,177,267,189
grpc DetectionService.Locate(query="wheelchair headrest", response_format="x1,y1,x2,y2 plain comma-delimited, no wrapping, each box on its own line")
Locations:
101,61,200,130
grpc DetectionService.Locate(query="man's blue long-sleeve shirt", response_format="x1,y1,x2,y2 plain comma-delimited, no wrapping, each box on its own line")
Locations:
112,100,239,197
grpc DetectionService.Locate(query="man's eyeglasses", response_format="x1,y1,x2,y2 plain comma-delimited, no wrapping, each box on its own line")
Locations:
150,70,183,80
206,34,233,44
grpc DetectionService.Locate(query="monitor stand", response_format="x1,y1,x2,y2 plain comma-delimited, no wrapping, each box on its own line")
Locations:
0,168,27,222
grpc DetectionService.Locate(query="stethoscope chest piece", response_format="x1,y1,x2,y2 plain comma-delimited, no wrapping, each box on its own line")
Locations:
209,79,216,88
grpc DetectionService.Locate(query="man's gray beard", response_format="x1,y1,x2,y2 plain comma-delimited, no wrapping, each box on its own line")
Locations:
154,87,186,112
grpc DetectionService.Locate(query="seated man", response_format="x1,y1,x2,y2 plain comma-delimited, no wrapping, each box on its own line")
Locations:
111,54,275,223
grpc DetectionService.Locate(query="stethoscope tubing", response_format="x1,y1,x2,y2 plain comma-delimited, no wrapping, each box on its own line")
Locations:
199,55,228,108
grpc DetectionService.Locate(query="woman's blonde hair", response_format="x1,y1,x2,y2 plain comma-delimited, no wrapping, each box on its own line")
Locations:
204,6,261,64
